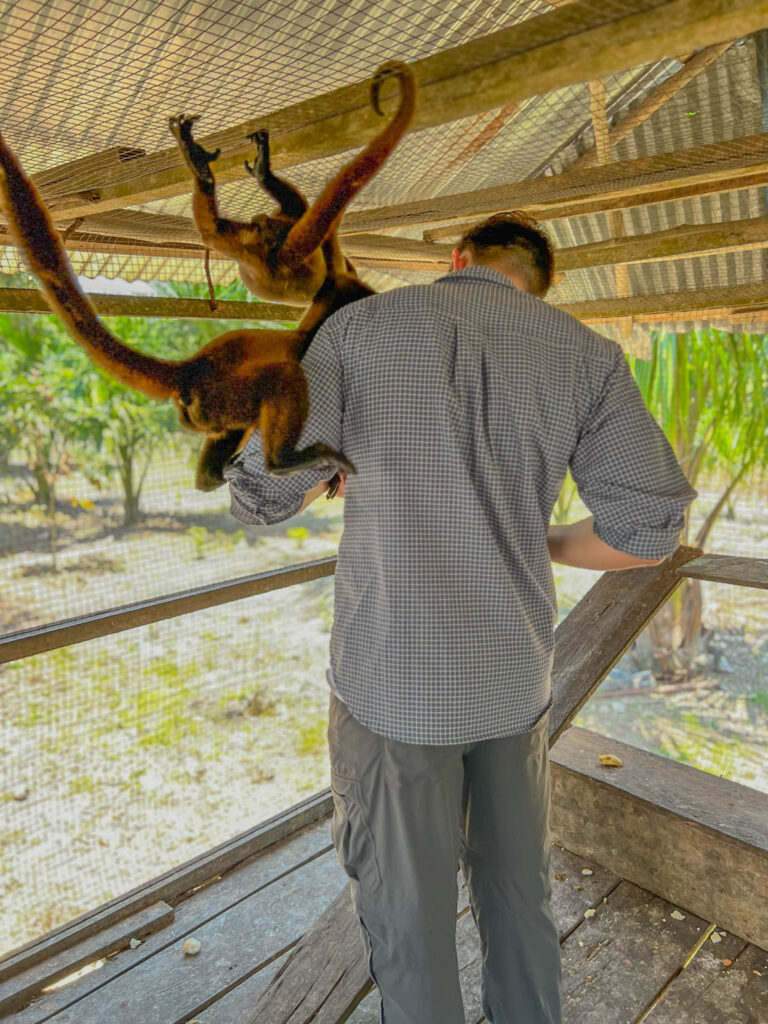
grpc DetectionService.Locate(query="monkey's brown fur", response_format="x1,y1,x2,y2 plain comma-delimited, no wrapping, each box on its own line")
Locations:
169,61,416,305
0,133,374,492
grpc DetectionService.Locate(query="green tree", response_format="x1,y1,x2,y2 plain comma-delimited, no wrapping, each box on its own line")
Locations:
628,329,768,663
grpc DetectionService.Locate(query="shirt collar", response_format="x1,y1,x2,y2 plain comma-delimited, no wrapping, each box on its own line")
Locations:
434,264,522,291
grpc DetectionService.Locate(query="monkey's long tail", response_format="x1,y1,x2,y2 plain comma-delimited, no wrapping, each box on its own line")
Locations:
277,61,418,270
0,132,178,400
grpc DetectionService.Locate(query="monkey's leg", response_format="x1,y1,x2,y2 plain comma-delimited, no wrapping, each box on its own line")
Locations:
258,363,356,477
245,130,308,220
169,115,258,257
195,429,247,491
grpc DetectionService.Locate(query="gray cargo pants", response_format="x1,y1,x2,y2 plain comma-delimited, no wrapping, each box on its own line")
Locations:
328,692,562,1024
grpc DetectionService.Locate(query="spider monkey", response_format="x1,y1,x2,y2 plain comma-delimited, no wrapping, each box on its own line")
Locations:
169,60,416,305
0,134,374,492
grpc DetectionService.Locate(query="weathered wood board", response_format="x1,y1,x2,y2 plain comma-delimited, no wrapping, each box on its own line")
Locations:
0,902,173,1017
679,554,768,591
560,882,709,1023
8,818,333,1023
550,727,768,952
550,545,701,743
38,850,345,1024
258,845,620,1024
644,940,768,1023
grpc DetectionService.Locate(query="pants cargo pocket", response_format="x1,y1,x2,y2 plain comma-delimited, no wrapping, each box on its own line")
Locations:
330,772,383,895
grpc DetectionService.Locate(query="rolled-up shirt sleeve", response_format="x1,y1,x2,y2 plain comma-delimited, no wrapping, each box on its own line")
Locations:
569,347,697,559
224,318,345,526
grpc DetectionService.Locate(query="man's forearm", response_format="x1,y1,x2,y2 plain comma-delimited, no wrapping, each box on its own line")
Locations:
547,517,664,570
299,480,332,512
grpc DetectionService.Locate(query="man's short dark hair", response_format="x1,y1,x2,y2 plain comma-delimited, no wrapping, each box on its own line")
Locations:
457,212,554,296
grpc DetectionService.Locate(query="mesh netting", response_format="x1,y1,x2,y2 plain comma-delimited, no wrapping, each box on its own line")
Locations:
1,0,768,962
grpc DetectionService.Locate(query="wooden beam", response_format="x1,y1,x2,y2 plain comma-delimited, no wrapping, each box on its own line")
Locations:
554,216,768,270
573,42,732,171
560,282,768,324
10,214,768,276
678,554,768,590
4,271,766,330
31,0,768,221
0,558,336,666
549,545,701,743
389,133,768,242
550,726,768,951
0,229,227,263
0,288,303,322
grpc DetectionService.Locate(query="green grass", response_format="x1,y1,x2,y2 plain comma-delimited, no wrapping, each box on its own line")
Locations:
748,690,768,713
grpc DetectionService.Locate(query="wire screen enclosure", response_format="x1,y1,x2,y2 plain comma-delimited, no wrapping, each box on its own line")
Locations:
2,0,768,968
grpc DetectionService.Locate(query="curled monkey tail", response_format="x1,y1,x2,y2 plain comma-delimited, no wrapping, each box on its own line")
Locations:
277,61,418,270
0,132,179,400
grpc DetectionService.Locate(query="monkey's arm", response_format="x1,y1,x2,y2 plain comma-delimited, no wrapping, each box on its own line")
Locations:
225,315,348,525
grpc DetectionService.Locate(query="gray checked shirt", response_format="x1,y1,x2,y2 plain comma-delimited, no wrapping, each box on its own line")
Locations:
226,265,696,744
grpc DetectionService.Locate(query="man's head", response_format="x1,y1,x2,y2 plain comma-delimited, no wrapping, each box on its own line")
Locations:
452,212,554,297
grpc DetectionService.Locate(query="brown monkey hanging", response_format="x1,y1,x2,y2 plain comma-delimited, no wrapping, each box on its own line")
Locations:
0,64,416,491
0,131,369,489
169,60,416,305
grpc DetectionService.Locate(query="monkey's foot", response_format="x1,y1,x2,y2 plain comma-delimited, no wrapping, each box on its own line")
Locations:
267,444,356,478
244,129,270,181
169,114,221,186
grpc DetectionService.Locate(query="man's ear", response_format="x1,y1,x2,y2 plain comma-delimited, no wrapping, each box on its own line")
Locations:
452,249,468,271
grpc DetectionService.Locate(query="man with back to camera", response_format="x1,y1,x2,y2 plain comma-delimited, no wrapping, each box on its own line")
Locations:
224,212,696,1024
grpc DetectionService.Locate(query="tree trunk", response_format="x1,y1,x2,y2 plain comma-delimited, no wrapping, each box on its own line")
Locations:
118,443,141,527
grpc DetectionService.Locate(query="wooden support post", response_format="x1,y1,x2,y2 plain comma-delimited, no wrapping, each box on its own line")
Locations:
587,78,636,346
21,0,768,221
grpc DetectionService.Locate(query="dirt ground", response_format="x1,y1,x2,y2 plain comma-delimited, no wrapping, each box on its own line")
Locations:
1,460,766,956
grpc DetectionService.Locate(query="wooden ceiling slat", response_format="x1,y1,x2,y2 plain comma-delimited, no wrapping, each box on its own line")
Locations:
26,0,767,222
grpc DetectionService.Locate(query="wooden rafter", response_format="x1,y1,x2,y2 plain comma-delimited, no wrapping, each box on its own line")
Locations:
9,213,768,276
351,133,768,240
572,42,732,171
560,282,768,324
3,279,768,328
0,289,303,322
20,0,768,223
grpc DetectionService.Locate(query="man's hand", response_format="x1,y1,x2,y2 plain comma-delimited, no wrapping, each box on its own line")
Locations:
298,473,347,512
547,517,664,571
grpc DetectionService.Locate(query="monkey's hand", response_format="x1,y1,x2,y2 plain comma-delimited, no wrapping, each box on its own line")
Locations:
244,129,270,182
169,114,221,187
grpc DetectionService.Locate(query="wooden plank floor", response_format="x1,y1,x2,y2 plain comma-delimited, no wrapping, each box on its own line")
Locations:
6,817,767,1024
